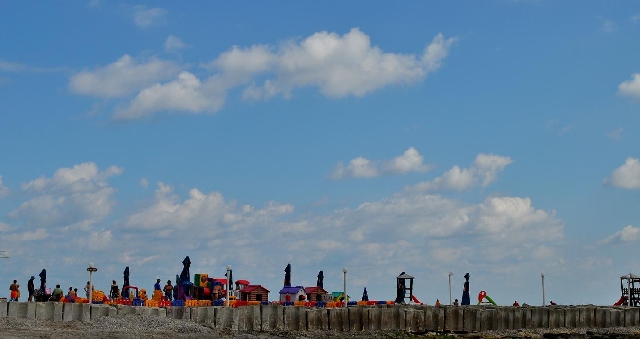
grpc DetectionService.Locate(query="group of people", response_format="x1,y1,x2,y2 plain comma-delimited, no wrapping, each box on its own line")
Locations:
9,277,36,302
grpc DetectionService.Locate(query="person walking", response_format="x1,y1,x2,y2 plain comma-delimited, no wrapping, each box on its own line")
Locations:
27,276,35,302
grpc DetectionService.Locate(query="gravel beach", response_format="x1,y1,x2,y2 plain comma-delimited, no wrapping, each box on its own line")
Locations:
2,316,640,339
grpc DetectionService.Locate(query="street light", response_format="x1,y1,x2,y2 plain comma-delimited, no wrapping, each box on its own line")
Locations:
541,272,545,306
343,267,347,308
226,265,231,307
87,262,97,305
448,271,454,305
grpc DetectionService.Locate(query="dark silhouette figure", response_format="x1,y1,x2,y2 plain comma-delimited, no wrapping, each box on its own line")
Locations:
38,269,46,293
362,287,369,301
27,276,35,302
317,270,324,288
225,268,233,292
122,267,130,299
284,264,291,287
461,273,471,305
180,256,191,283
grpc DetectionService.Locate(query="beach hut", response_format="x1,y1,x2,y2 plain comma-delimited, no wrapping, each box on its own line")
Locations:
305,286,330,302
240,285,270,302
279,286,306,302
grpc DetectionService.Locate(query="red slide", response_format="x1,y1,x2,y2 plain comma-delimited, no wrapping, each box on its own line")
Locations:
411,295,422,305
614,296,627,306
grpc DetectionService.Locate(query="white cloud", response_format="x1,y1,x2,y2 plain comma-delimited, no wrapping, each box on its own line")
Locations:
618,73,640,100
600,225,640,244
113,28,455,120
133,5,167,28
114,71,227,120
69,55,181,98
633,14,640,23
606,128,624,140
140,178,149,188
9,163,123,229
608,157,640,189
164,35,190,52
411,153,513,192
5,228,49,242
0,175,9,199
601,19,617,33
87,0,100,8
330,147,430,180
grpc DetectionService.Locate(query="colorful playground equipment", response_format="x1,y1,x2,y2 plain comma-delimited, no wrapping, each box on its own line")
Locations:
477,290,497,305
617,273,640,306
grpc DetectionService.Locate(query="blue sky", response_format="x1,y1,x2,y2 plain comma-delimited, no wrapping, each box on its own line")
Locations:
1,1,640,306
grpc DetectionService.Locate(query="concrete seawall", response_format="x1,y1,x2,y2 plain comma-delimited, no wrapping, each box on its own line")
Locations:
1,300,638,333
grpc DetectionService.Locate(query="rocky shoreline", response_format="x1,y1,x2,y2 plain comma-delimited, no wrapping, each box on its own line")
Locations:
1,316,640,339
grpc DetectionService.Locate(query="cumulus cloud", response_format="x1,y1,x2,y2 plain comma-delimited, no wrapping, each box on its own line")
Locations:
113,72,227,120
164,35,190,52
411,153,513,192
618,73,640,100
69,55,181,98
140,178,149,188
0,175,9,199
111,28,455,120
330,147,431,180
607,157,640,189
133,5,167,28
9,162,123,229
600,225,640,244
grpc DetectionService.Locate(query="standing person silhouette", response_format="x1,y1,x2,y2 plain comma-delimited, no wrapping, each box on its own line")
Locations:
461,273,471,305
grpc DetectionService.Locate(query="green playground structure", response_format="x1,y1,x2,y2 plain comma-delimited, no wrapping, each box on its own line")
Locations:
477,290,497,305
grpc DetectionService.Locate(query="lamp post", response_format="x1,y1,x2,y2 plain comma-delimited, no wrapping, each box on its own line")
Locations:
226,265,231,307
343,267,347,308
448,271,454,305
541,272,545,306
87,262,97,305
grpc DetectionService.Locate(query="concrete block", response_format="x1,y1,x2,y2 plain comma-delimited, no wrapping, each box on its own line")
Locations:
462,307,478,332
82,304,91,322
8,302,27,318
406,307,425,332
368,307,382,331
148,307,165,318
306,308,325,331
215,307,239,330
63,303,82,322
610,309,623,327
479,308,497,331
498,307,513,330
90,305,109,319
549,307,564,328
530,307,549,329
379,307,395,331
261,304,283,331
26,302,36,319
595,307,610,328
329,307,348,331
166,306,183,319
625,307,639,327
512,307,525,330
0,300,6,318
348,307,363,332
53,302,63,322
444,306,463,331
35,302,54,320
578,306,595,328
425,306,444,331
565,307,578,328
182,307,191,320
283,306,303,331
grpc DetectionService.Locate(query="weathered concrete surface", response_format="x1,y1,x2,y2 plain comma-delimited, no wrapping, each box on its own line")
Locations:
261,304,283,331
35,302,54,321
329,308,348,331
90,305,110,319
63,303,82,322
530,307,549,329
349,307,363,331
367,307,382,331
480,308,498,331
7,302,27,318
283,306,304,331
81,304,91,322
578,306,595,328
463,307,478,332
549,307,564,328
565,307,579,328
53,302,63,322
406,307,425,332
595,307,610,328
610,308,623,327
425,306,444,332
0,300,6,318
625,307,639,327
306,308,325,331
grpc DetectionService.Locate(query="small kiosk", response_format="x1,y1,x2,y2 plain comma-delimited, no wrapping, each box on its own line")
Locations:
620,273,640,306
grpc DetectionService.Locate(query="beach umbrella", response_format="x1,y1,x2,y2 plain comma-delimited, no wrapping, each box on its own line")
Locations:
317,270,324,288
122,266,130,298
284,263,291,287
